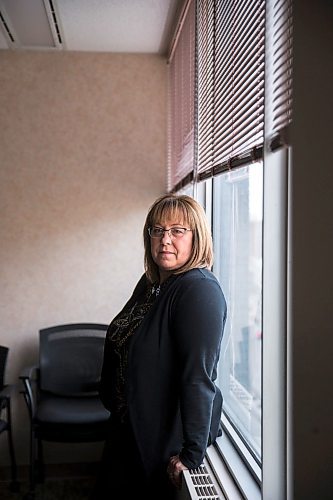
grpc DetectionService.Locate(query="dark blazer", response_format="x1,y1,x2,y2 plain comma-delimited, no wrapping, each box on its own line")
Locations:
99,268,227,477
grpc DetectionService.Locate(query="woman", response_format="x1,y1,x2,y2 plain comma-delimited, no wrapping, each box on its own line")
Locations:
93,194,227,499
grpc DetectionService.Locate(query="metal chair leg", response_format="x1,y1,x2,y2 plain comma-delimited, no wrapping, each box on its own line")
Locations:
36,437,45,483
6,400,20,492
29,424,37,495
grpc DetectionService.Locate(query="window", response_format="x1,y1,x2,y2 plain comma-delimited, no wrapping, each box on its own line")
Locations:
213,163,263,461
168,0,292,496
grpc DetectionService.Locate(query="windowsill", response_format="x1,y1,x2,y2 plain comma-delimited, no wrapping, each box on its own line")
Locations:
206,417,261,500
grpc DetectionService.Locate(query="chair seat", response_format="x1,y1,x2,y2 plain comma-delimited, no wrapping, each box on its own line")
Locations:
36,395,110,425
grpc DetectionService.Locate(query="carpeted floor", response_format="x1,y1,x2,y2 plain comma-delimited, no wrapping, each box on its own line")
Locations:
0,477,96,500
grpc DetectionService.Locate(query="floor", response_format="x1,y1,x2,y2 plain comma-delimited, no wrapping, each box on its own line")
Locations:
0,477,96,500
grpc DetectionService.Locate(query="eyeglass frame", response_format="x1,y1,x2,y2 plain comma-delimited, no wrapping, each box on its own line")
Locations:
148,226,193,239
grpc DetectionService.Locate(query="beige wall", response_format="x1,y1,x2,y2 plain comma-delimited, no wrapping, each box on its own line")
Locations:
0,50,167,466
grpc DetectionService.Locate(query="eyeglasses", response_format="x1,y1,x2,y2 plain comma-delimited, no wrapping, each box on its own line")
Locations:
148,226,192,239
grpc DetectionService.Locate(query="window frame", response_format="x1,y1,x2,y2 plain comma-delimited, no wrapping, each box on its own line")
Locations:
194,150,289,499
169,0,292,496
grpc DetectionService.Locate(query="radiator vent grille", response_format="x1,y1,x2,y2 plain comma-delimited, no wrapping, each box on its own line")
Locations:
188,465,221,499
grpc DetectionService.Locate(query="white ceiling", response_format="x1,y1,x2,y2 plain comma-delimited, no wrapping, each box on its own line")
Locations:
0,0,182,54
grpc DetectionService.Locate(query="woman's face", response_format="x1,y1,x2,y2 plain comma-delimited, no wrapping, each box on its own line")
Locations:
150,217,193,283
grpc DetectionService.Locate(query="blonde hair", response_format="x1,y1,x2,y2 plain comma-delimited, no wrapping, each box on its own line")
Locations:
143,194,213,283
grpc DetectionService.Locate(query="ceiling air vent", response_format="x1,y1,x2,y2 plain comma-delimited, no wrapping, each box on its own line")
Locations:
0,0,63,50
0,9,14,42
47,0,62,44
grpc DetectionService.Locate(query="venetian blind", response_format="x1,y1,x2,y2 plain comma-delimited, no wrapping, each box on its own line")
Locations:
197,0,266,180
267,0,293,150
168,0,196,192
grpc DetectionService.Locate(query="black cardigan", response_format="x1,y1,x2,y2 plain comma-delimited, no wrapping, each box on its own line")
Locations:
99,268,227,476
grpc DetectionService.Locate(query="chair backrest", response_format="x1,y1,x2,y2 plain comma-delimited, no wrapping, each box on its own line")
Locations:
39,323,108,397
0,345,9,391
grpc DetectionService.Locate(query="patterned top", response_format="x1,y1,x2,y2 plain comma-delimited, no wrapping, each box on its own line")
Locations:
106,282,160,422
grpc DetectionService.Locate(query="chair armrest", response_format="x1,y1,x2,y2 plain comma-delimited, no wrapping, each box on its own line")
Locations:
20,365,39,380
0,384,15,399
0,390,9,411
0,384,18,414
19,365,39,419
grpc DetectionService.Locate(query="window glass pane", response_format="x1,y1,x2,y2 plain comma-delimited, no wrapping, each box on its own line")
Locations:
213,162,263,460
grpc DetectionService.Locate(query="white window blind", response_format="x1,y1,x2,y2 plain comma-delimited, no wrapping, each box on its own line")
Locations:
197,0,266,181
267,0,293,150
168,0,196,192
196,0,215,176
168,0,293,190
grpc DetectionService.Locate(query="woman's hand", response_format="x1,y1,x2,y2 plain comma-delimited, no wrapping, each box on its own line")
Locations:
167,455,188,490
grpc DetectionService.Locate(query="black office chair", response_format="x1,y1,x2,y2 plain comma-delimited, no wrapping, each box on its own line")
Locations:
0,345,19,492
20,323,110,499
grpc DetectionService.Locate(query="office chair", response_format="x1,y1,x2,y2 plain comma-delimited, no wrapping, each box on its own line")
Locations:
0,345,19,492
20,323,110,499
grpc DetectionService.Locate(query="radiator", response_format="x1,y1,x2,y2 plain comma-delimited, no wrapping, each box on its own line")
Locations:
178,459,226,500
